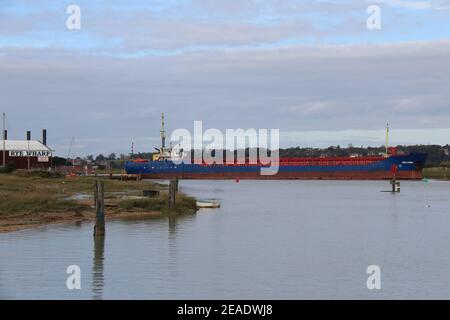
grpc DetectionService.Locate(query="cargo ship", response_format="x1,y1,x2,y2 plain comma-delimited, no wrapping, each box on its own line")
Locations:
125,116,427,180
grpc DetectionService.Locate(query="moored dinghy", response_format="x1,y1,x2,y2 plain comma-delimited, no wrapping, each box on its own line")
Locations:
196,201,220,209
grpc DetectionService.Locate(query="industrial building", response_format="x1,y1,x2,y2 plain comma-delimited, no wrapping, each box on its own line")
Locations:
0,129,53,170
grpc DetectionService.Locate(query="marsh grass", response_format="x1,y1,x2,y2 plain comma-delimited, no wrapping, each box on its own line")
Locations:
118,194,197,215
423,167,450,180
0,174,158,193
0,192,88,215
0,174,176,215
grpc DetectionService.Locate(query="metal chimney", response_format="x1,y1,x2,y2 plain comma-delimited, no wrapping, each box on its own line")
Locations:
27,131,31,141
42,129,47,146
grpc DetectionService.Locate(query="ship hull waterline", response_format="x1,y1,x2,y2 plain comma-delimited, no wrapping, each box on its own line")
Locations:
134,170,422,180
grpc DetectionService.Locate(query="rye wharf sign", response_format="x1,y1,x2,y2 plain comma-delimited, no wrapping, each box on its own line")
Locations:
9,150,52,157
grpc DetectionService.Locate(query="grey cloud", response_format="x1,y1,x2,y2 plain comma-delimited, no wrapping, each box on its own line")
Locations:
2,0,448,55
0,1,383,52
0,15,35,36
375,0,450,10
88,11,320,52
1,40,449,155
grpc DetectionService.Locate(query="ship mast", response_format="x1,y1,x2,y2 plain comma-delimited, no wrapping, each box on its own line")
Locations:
385,123,389,157
160,112,166,152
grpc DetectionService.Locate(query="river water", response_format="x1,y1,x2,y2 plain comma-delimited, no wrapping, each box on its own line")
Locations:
1,180,450,299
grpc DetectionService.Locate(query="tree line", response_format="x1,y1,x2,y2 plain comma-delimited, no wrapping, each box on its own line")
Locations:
59,144,450,168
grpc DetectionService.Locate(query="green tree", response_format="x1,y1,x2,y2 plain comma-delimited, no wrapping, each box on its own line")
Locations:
95,154,105,162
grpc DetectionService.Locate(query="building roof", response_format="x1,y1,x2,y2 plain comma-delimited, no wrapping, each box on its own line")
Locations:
0,140,52,151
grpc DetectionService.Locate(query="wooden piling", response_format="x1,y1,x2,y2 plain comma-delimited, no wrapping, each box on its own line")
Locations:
168,178,178,209
390,178,400,193
94,181,98,205
93,180,105,237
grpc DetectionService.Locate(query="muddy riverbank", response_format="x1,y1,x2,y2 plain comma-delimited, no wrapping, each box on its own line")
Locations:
0,172,197,233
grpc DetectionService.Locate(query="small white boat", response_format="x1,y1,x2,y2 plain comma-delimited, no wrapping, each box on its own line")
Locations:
196,201,220,209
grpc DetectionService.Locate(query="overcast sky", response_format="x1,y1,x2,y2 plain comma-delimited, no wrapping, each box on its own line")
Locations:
1,0,449,156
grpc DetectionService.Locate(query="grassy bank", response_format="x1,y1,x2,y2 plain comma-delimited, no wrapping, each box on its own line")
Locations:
0,171,197,232
423,167,450,180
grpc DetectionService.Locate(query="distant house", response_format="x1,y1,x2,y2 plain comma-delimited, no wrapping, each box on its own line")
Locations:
0,130,53,169
73,157,84,166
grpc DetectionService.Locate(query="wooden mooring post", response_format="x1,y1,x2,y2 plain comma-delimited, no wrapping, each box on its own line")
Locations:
168,177,178,209
390,178,400,193
389,165,400,193
93,180,105,237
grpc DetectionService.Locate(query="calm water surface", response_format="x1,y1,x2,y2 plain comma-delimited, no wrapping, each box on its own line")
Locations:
1,180,450,299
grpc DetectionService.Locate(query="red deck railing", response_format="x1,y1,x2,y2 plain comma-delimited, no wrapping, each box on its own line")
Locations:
200,156,386,167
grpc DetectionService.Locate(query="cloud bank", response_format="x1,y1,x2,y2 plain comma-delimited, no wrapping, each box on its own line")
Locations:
0,1,449,155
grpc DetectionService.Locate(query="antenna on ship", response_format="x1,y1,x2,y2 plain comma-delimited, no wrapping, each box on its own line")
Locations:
385,123,390,157
160,112,166,152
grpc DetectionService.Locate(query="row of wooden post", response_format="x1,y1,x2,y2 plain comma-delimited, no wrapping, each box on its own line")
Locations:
93,177,179,237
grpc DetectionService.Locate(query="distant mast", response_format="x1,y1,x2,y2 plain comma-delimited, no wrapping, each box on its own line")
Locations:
385,123,390,157
2,112,5,167
160,112,166,153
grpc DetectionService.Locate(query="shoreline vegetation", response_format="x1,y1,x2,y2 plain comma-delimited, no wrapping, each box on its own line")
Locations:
0,171,197,233
422,167,450,180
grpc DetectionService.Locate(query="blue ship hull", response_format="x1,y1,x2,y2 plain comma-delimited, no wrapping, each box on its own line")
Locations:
125,153,427,180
